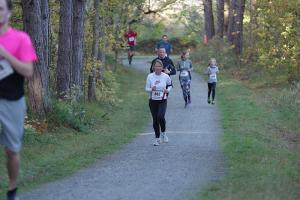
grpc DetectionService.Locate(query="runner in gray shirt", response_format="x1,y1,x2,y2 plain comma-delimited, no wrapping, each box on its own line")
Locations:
206,58,219,104
177,51,193,107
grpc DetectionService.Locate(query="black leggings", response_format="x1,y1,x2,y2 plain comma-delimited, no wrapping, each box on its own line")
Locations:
149,99,167,138
208,82,216,100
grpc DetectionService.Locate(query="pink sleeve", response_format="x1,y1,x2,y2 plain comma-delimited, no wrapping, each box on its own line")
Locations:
17,33,38,62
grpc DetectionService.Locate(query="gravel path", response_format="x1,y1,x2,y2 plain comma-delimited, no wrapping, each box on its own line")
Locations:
21,56,224,200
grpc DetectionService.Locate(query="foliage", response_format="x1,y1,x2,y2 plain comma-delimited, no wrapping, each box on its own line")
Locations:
96,70,120,105
48,97,93,132
177,4,204,40
190,38,238,71
244,0,300,81
136,20,165,41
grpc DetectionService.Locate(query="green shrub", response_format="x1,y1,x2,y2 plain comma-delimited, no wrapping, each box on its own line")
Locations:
96,70,120,105
48,99,93,132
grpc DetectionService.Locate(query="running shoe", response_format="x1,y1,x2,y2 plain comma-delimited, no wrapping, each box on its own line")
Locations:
207,99,211,104
211,100,215,104
153,138,161,146
161,132,169,143
7,188,19,200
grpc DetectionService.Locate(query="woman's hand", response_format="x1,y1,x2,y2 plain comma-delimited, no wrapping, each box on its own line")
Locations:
163,89,169,94
152,86,156,91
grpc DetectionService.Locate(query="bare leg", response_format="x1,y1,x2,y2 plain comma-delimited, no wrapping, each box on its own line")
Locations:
5,147,20,190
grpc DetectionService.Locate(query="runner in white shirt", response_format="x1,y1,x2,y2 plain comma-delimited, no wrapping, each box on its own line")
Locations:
145,59,172,146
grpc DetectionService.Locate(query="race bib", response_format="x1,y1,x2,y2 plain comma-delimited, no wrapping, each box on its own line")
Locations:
128,37,135,42
0,59,14,81
209,74,217,79
180,71,189,77
151,90,164,100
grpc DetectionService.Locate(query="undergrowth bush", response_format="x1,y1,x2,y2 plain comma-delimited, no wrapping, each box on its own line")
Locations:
48,89,94,132
96,70,120,105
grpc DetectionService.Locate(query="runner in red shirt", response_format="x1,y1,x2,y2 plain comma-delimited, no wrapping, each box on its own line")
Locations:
124,25,137,65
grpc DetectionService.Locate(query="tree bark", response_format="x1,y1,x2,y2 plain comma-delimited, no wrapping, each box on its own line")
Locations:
57,0,73,98
227,0,236,43
98,14,106,78
203,0,215,40
88,0,100,101
72,0,85,99
40,0,49,69
232,0,246,54
22,0,51,119
217,0,224,38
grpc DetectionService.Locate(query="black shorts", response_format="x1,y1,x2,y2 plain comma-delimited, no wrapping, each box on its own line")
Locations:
128,46,136,51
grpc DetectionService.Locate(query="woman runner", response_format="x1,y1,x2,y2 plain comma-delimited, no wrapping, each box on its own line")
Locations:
145,59,172,146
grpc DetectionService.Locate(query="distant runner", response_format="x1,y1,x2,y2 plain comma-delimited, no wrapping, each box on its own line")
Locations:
206,58,219,105
124,25,137,65
155,34,173,57
177,51,193,108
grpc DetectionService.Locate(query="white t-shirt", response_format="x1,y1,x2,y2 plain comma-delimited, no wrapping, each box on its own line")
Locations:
145,72,172,100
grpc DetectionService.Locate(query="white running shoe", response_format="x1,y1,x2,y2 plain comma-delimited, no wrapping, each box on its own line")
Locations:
161,132,169,143
153,138,161,146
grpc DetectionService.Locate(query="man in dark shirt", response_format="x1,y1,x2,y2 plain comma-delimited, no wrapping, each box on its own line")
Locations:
155,35,173,57
150,48,176,76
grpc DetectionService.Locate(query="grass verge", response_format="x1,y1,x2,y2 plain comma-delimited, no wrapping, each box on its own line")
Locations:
194,75,300,200
0,65,150,198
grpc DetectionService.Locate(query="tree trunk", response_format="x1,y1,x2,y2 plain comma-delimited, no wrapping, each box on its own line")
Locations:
227,0,236,43
203,0,215,40
224,0,230,33
40,0,49,69
88,0,100,101
98,15,106,78
57,0,73,98
22,0,51,119
217,0,224,38
232,0,246,54
249,0,257,49
72,0,85,99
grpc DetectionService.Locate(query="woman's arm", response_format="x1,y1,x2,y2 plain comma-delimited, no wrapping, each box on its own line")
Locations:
165,76,172,93
145,75,153,92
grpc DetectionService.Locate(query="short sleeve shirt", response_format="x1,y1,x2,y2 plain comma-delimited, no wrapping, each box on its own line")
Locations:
0,27,37,100
124,31,137,46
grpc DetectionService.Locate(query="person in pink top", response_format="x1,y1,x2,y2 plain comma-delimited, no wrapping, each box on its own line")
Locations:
0,0,37,199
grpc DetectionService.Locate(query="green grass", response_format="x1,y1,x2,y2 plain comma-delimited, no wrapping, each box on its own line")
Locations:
195,77,300,200
0,66,150,198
